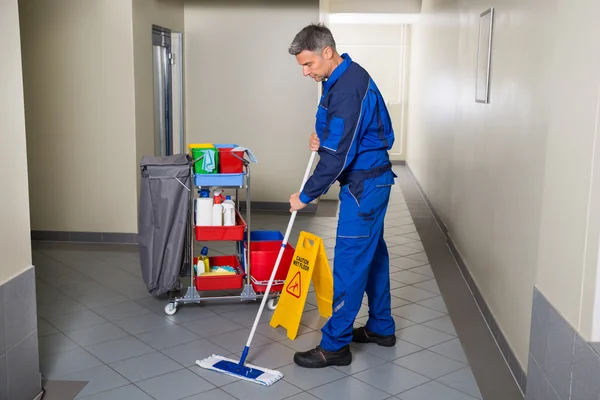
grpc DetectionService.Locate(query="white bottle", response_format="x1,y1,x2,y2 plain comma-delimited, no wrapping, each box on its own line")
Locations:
195,189,213,226
212,195,224,226
223,196,236,226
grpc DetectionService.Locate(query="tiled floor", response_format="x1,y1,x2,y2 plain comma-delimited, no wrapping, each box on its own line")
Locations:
34,173,486,400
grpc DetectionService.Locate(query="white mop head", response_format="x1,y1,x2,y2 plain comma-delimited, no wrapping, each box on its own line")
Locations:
196,355,284,386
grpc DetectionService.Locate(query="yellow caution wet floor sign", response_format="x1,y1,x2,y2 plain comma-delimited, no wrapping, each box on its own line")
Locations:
270,231,333,340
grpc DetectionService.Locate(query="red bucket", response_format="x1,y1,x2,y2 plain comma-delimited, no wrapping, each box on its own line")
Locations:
245,241,294,293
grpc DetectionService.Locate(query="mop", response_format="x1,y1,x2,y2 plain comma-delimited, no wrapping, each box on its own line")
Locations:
196,151,318,386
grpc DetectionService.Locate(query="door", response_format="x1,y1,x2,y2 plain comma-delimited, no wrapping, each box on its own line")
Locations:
152,25,173,156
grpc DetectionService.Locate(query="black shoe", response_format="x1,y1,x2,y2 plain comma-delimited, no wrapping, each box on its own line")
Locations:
352,326,396,347
293,345,352,368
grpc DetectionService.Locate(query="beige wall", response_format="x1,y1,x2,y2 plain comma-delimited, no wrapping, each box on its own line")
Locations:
0,0,32,284
19,0,138,233
183,0,319,202
133,0,184,185
534,0,600,341
329,23,410,161
407,0,556,369
329,0,421,14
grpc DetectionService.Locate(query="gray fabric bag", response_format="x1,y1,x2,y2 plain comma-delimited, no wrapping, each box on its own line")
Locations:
138,154,191,297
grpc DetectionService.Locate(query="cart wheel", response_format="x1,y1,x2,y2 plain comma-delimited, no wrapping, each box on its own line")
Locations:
165,303,178,316
267,298,278,311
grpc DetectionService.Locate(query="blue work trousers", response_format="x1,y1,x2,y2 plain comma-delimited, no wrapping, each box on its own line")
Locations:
320,170,396,351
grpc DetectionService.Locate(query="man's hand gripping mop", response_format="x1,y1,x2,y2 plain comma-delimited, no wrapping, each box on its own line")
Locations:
196,151,318,386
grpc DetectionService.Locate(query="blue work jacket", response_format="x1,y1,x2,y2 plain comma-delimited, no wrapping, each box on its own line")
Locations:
299,53,395,204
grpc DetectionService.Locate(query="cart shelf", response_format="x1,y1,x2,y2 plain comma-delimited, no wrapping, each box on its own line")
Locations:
194,172,245,188
195,209,246,241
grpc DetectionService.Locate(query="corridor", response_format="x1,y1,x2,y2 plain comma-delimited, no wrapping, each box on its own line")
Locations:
35,166,520,400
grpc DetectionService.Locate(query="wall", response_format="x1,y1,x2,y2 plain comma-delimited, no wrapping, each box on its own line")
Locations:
183,0,319,202
407,0,555,371
328,22,410,161
19,0,138,234
0,1,41,399
2,0,32,283
133,0,184,192
329,0,421,14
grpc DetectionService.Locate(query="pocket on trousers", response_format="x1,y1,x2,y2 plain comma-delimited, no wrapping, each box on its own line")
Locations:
337,186,371,239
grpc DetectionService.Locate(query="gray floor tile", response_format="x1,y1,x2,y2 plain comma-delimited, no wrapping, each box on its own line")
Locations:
136,369,216,400
37,318,59,337
438,367,482,399
40,348,103,379
136,325,200,350
393,304,445,324
298,309,328,330
279,363,346,390
109,351,183,382
353,362,430,395
354,338,422,361
256,322,313,341
219,308,274,328
91,301,152,321
162,339,231,367
85,336,154,364
333,348,387,375
232,342,296,369
394,350,466,379
76,289,130,309
429,339,468,364
388,245,423,257
183,315,245,338
402,233,421,241
64,322,130,347
37,297,87,319
413,279,441,294
206,328,274,353
45,310,107,332
385,236,418,246
76,384,153,400
59,365,129,398
114,313,176,335
410,265,434,278
403,241,425,251
417,296,448,314
282,393,320,400
38,332,80,357
397,325,454,348
221,378,302,400
182,388,237,400
406,252,428,262
309,376,389,400
390,271,432,285
391,286,438,302
279,331,322,352
163,305,219,324
189,365,243,387
390,257,427,270
422,316,457,336
397,380,478,400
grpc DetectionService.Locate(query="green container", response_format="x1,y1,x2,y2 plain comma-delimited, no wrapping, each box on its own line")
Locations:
191,147,219,174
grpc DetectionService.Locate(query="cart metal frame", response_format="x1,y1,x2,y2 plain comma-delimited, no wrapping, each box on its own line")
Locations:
164,154,278,315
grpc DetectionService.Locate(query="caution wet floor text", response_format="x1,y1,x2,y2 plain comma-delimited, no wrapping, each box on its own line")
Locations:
270,231,333,340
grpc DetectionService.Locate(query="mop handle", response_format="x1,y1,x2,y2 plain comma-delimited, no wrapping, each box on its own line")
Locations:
239,151,317,364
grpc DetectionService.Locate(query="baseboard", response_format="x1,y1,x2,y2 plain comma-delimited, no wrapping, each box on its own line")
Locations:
405,162,527,394
239,201,318,213
31,231,138,244
391,159,406,165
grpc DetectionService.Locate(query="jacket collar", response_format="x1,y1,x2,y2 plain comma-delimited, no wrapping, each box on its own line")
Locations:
322,53,352,95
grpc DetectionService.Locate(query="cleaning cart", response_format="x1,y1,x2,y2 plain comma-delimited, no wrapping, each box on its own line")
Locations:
163,144,292,315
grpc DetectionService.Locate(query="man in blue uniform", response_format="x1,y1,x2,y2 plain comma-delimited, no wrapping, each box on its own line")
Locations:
288,24,397,368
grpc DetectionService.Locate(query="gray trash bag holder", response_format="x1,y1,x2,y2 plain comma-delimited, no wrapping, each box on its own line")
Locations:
138,154,191,297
